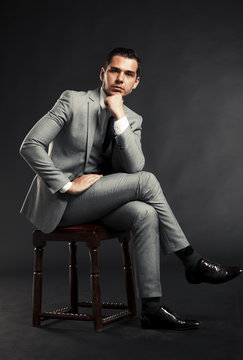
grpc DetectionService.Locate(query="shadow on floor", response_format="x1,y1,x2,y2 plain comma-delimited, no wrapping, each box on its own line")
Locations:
0,264,242,360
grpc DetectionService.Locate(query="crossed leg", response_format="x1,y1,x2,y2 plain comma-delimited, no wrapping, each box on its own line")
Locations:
59,171,190,297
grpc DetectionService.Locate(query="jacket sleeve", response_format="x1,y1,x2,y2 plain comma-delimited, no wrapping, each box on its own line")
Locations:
19,90,72,194
111,114,145,173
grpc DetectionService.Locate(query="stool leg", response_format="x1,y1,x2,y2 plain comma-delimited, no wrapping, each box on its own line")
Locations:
69,242,78,313
120,237,137,317
32,246,44,326
89,248,102,332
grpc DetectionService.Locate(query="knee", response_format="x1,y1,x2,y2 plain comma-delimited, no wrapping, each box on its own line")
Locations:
132,202,158,226
140,171,159,186
138,171,163,196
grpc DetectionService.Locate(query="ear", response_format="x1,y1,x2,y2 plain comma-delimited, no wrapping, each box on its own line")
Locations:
132,76,140,90
100,67,105,81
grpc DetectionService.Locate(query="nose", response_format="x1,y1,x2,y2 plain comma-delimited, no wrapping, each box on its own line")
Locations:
115,72,124,83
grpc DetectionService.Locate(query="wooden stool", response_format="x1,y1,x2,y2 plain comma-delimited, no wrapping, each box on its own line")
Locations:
32,224,137,331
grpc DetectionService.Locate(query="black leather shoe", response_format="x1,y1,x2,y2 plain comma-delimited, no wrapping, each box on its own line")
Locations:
140,305,199,330
186,258,243,284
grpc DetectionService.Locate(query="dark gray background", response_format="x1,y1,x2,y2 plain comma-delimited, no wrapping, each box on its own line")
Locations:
1,1,243,360
2,0,243,271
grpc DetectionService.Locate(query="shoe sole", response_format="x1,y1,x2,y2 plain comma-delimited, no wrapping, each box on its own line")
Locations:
140,318,200,331
186,270,242,284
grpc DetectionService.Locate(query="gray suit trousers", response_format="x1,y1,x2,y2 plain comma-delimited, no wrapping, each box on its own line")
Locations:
59,171,189,298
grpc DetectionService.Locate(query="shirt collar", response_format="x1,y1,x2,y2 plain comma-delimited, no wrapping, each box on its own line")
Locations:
99,87,107,110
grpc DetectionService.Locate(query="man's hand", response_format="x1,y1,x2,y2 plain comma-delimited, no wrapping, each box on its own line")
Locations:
67,174,103,195
105,93,125,120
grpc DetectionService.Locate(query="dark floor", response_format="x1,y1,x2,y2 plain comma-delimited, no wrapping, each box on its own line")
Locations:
0,259,242,360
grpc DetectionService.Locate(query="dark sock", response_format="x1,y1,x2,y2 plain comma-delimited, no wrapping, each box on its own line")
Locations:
142,297,161,313
175,246,202,271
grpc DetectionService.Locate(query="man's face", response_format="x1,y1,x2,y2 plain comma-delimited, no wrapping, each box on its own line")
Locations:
100,55,140,97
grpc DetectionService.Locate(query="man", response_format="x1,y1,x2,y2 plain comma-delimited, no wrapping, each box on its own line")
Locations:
20,47,242,331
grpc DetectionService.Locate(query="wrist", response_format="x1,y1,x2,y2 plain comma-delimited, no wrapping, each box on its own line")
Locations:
114,109,125,120
60,181,72,193
67,183,76,195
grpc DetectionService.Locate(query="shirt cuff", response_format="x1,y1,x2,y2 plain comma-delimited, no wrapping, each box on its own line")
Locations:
114,116,129,135
60,181,72,193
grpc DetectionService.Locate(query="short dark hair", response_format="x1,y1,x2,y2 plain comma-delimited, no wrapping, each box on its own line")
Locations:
105,47,141,77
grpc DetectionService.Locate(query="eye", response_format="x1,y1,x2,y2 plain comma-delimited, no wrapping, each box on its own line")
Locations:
109,68,119,73
126,72,135,77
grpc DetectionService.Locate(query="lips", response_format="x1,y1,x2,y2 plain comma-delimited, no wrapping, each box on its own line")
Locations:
111,86,124,92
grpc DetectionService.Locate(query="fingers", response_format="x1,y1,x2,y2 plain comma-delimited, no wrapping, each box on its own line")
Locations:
105,94,123,108
79,174,103,187
68,174,103,195
82,174,103,182
104,95,125,119
86,175,102,185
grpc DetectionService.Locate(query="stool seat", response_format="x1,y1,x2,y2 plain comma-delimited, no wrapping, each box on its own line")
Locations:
32,224,137,331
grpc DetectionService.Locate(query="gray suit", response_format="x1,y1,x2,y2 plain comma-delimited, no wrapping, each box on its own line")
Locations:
20,88,145,233
20,88,189,297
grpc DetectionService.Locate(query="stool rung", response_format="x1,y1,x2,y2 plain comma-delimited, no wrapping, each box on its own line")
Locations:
102,310,131,324
79,301,128,309
40,308,131,324
41,309,93,321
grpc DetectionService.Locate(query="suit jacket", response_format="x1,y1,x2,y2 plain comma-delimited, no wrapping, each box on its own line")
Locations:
20,88,145,233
